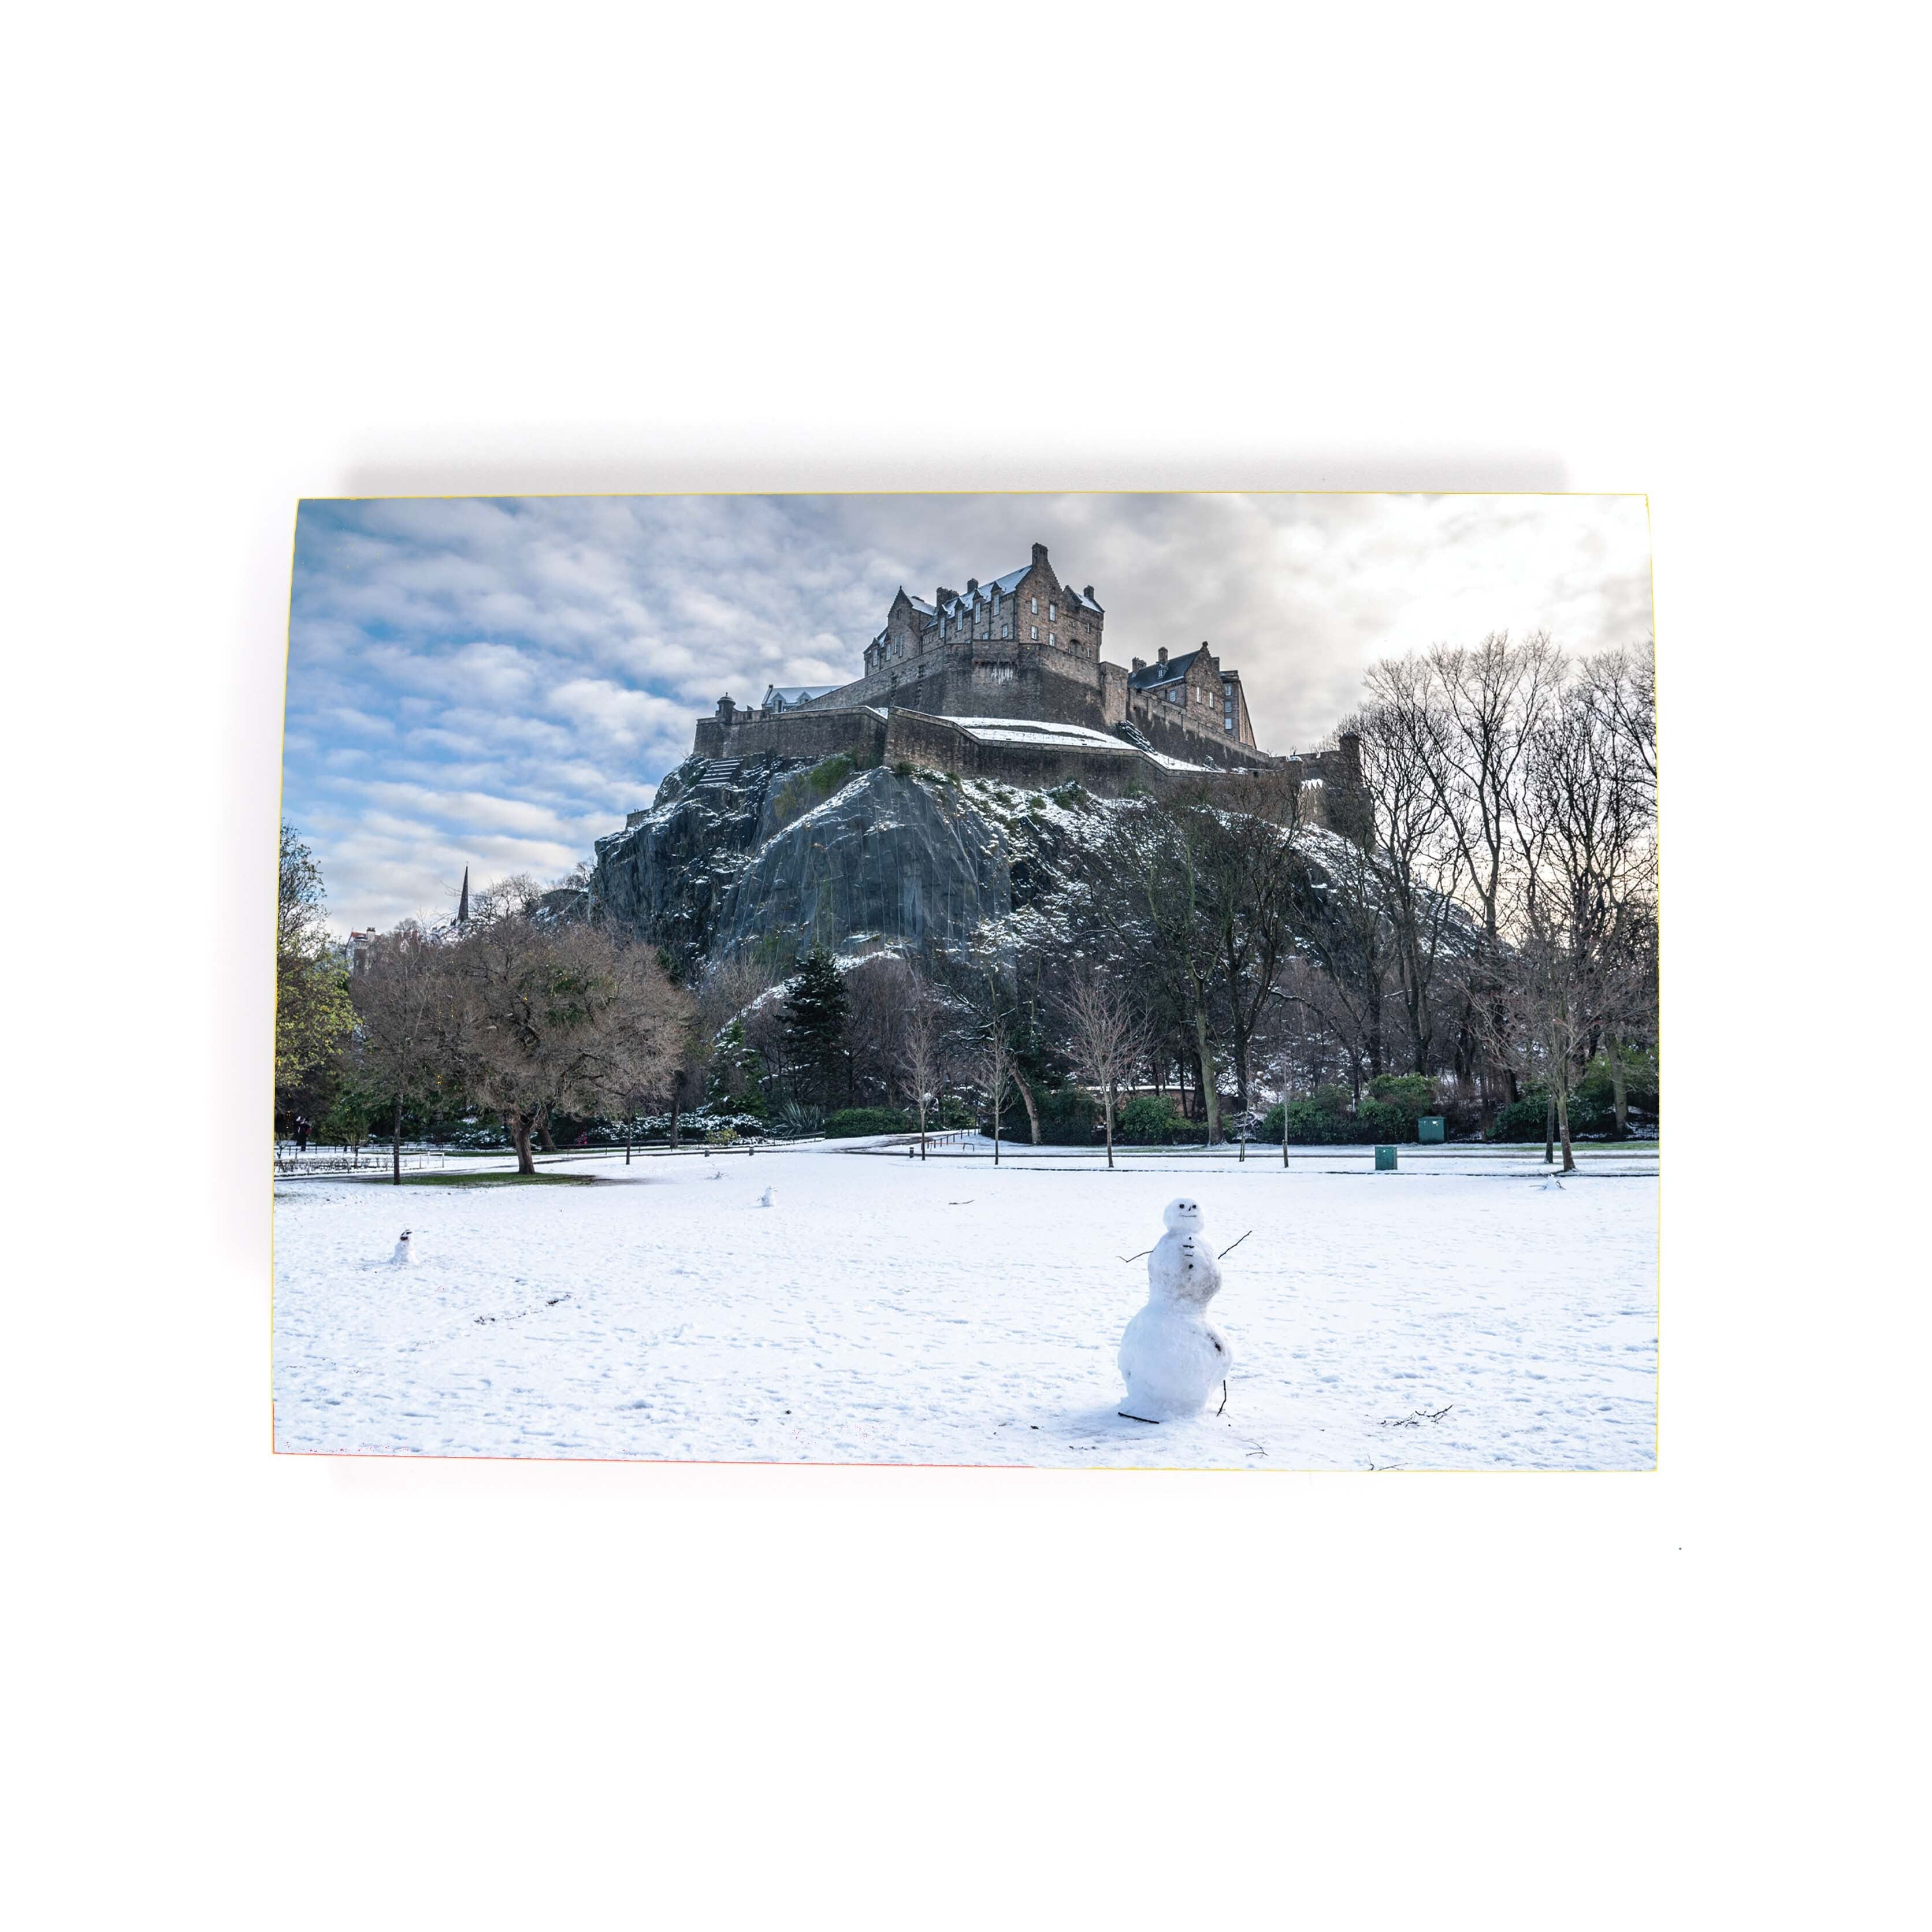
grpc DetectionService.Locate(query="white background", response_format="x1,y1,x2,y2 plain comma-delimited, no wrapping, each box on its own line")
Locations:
3,4,1923,1926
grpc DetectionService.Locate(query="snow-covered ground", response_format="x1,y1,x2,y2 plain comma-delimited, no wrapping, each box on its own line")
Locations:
272,1139,1658,1469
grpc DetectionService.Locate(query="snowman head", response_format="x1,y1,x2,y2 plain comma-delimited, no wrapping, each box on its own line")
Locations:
1162,1197,1204,1233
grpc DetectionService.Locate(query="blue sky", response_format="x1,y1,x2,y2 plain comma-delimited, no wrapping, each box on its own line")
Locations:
283,493,1652,930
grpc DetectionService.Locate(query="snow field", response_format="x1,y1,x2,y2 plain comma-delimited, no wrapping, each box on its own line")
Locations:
272,1142,1658,1469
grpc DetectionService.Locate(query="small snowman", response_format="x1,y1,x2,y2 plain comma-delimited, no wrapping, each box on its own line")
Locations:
757,1186,775,1208
1117,1197,1231,1422
391,1229,415,1266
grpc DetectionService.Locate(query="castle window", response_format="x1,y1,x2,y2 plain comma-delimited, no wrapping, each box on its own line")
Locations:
1030,596,1038,614
1049,603,1056,621
1030,625,1038,640
1049,632,1056,648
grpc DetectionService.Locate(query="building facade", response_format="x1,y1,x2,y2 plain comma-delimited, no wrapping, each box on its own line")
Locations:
739,541,1264,766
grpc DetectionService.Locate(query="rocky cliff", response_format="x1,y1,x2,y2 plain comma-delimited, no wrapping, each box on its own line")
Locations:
592,754,1075,969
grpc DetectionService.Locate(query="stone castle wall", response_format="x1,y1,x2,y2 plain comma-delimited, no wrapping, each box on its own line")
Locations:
688,701,1363,826
796,634,1261,766
693,705,889,766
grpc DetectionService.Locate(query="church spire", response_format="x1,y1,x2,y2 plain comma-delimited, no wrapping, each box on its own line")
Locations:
457,866,470,926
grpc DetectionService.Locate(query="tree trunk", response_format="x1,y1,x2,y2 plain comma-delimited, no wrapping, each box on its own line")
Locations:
537,1104,557,1153
670,1093,681,1151
511,1112,537,1177
1607,1034,1629,1138
624,1120,633,1166
1104,1081,1115,1169
1543,1088,1555,1166
1554,1081,1577,1174
391,1093,404,1184
917,1095,928,1160
991,1086,1001,1165
1192,1008,1220,1144
1015,1074,1042,1145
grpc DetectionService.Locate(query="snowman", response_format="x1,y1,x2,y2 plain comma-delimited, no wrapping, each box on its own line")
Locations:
391,1229,415,1266
757,1186,775,1208
1117,1197,1231,1422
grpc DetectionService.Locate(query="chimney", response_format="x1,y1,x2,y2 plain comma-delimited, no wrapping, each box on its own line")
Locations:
1031,542,1048,567
1132,657,1146,673
1157,647,1168,665
1083,585,1094,599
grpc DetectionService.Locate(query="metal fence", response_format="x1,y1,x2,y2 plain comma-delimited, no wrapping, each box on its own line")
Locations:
273,1147,450,1176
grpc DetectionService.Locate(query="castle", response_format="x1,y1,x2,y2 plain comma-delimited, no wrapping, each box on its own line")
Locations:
690,541,1361,812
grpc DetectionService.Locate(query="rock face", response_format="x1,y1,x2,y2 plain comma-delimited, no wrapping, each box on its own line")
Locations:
593,756,1061,969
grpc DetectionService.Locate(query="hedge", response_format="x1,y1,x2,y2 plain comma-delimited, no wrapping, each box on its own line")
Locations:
823,1106,911,1138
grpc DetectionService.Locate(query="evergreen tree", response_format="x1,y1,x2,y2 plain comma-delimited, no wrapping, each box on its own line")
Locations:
782,949,850,1105
276,824,355,1112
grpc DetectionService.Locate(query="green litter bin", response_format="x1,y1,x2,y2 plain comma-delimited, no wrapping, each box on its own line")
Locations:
1418,1114,1446,1143
1375,1145,1398,1172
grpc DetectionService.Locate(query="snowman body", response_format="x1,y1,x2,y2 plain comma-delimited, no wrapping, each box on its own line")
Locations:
391,1231,415,1267
1118,1198,1231,1421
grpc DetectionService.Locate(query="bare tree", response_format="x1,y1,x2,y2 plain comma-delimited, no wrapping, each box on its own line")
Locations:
1418,631,1565,950
352,920,453,1183
1354,660,1466,1073
1064,798,1229,1142
445,896,693,1175
1198,800,1302,1116
844,952,915,1109
897,968,957,1159
975,1010,1016,1165
1056,974,1150,1168
1482,670,1658,1172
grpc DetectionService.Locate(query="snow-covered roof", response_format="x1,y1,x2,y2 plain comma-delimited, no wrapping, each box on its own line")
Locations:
1135,747,1221,772
958,725,1135,753
929,561,1083,625
946,716,1127,748
763,684,841,709
1127,646,1235,692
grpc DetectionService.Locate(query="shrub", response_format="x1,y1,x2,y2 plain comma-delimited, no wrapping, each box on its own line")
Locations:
1575,1049,1659,1127
893,760,915,778
1112,1095,1210,1144
1367,1073,1437,1118
1488,1091,1619,1142
824,1106,911,1138
1117,1095,1183,1143
1261,1086,1357,1145
773,1099,826,1138
1035,1089,1099,1145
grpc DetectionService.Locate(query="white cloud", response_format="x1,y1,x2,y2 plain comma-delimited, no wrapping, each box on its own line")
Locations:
285,492,1652,928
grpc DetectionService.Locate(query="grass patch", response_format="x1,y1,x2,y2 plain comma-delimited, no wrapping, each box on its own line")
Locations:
382,1170,601,1188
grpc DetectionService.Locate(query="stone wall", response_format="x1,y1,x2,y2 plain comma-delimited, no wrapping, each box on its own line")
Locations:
785,634,1251,762
693,705,887,767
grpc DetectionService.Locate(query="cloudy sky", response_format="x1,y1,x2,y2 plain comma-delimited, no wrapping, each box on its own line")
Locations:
283,493,1651,930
